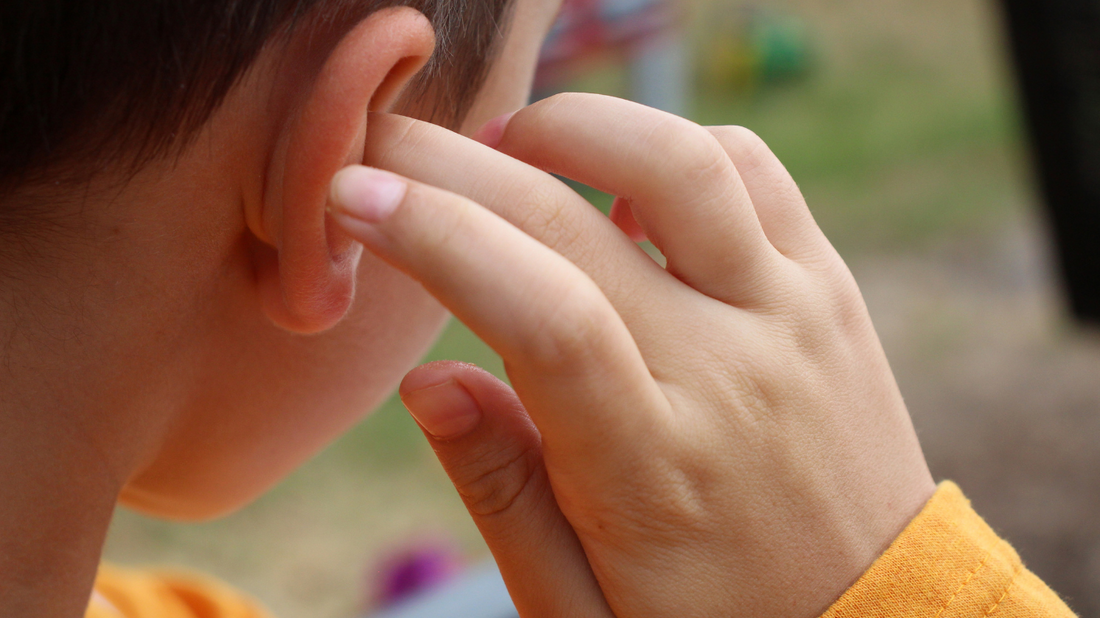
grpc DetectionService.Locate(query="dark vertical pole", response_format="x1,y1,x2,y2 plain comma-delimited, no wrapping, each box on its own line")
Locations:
999,0,1100,324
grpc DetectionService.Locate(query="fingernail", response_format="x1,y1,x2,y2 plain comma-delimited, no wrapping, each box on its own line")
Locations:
471,111,516,149
330,166,406,223
401,379,483,439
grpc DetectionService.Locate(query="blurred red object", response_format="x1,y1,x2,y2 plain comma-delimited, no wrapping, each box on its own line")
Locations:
536,0,685,89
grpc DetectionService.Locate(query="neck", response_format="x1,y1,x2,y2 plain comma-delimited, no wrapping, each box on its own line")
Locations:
0,400,122,617
0,247,144,617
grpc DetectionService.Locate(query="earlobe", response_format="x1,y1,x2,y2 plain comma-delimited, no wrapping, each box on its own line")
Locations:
251,7,436,333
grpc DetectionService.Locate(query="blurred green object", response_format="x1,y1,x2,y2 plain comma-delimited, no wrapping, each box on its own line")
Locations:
700,6,813,93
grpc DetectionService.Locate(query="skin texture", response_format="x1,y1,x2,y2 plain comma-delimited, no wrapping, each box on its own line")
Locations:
0,0,935,615
0,1,559,615
330,94,937,618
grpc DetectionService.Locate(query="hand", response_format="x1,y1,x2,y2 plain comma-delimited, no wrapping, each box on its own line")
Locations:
330,93,936,618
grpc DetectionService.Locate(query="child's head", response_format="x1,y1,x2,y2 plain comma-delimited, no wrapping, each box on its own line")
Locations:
0,0,558,519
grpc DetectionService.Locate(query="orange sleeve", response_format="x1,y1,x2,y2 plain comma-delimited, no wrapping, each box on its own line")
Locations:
821,482,1076,618
87,563,273,618
88,483,1073,618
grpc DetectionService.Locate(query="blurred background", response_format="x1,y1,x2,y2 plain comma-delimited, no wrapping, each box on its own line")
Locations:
101,0,1100,615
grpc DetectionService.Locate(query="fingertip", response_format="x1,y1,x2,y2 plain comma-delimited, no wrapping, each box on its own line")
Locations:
609,196,648,242
330,165,407,224
471,111,517,149
399,361,476,395
400,371,483,440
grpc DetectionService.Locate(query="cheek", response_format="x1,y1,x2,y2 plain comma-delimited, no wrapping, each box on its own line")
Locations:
121,253,448,520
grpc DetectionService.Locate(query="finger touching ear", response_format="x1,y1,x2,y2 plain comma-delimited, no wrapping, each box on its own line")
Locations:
252,7,436,333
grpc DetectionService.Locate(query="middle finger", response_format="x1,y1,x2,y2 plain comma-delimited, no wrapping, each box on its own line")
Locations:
364,112,671,326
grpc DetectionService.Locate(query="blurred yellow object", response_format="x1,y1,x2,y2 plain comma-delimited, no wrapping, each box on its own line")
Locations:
702,34,759,92
698,6,812,94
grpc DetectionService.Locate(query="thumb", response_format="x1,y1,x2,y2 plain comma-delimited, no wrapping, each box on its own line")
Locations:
399,361,613,618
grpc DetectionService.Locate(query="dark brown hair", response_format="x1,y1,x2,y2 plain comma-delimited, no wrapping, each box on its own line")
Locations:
0,0,512,191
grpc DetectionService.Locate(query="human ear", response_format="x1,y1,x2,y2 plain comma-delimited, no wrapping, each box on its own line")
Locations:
250,7,435,333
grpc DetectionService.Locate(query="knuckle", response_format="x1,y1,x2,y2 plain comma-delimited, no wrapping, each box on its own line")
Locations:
712,125,769,166
602,455,720,541
532,91,595,117
453,442,543,518
714,125,805,202
765,263,872,361
648,118,732,186
795,250,864,319
523,280,616,373
826,268,874,334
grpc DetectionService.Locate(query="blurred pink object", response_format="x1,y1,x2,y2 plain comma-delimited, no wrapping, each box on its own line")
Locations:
366,538,465,610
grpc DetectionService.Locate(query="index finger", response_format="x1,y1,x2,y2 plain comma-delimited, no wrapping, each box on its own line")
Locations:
329,165,671,481
363,113,671,326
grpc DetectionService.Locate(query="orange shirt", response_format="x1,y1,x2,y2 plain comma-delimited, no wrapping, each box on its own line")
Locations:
87,482,1075,618
823,482,1075,618
86,567,270,618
